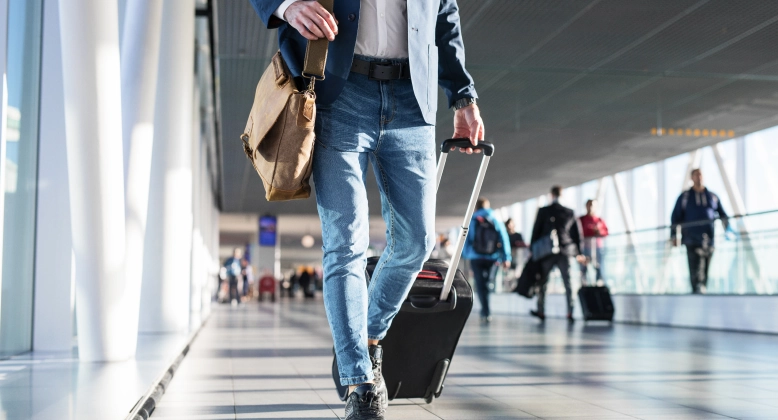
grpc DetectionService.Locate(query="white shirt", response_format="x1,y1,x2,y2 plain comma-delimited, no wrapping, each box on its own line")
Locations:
274,0,409,58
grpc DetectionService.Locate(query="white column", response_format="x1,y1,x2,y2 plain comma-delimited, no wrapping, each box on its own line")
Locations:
58,0,130,361
33,0,74,352
0,0,9,310
120,0,164,352
140,0,196,333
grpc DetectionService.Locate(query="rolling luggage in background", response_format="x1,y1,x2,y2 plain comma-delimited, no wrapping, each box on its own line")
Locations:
332,139,494,404
515,258,541,298
578,285,614,321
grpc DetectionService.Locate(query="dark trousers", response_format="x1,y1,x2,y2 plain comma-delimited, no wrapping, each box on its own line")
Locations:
537,254,573,315
228,276,240,302
686,246,714,293
471,259,495,317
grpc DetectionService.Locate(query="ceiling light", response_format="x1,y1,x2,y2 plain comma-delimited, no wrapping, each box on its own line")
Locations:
301,235,315,248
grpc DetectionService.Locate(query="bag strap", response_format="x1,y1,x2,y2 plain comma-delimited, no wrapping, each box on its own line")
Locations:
302,0,334,82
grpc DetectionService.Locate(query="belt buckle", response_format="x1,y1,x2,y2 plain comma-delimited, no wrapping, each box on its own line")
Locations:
368,61,397,81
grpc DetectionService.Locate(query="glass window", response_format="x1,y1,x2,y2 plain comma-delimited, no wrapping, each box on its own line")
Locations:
664,152,689,223
745,125,778,214
1,0,43,358
633,163,659,231
699,145,735,215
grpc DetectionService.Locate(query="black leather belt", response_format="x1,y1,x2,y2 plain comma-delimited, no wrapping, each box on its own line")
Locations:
351,57,411,80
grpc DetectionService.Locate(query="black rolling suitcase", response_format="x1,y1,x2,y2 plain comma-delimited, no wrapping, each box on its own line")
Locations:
578,285,615,321
332,138,494,404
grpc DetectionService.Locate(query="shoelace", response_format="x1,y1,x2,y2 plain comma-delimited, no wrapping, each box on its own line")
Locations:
354,391,382,416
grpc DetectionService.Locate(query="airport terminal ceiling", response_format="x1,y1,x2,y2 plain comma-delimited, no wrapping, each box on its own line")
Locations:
214,0,778,216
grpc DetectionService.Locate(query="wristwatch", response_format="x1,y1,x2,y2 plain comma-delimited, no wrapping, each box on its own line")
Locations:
453,97,477,111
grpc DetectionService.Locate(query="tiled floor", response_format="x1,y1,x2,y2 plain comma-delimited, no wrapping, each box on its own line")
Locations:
153,298,778,420
0,332,191,420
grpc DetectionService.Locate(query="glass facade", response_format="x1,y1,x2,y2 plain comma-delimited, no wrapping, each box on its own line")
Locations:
0,0,43,358
500,125,778,296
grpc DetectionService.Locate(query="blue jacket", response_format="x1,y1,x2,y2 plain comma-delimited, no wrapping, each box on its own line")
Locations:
671,188,729,247
248,0,477,125
462,208,512,262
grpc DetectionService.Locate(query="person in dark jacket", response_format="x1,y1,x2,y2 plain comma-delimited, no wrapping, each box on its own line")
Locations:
462,198,512,323
530,186,585,322
671,169,729,294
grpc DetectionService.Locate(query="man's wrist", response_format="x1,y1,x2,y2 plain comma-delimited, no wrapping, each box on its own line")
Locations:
453,97,477,111
274,0,299,21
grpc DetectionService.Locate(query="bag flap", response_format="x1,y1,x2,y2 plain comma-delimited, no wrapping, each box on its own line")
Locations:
244,51,296,151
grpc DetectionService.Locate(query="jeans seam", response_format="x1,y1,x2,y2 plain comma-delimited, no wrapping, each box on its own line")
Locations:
367,157,396,303
383,81,396,124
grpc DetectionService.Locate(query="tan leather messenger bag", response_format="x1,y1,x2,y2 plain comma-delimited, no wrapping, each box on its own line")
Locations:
240,0,333,201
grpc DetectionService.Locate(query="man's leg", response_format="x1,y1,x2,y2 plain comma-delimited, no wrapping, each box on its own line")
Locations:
701,248,714,292
686,246,702,293
365,77,436,341
470,259,492,318
556,255,573,316
312,70,384,388
595,246,604,282
314,141,374,387
536,257,555,315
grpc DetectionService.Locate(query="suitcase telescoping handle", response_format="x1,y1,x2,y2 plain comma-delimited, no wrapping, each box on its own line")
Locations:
436,138,494,302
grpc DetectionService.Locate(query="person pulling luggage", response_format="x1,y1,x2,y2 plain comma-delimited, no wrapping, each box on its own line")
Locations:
249,0,483,418
529,186,585,322
463,198,512,323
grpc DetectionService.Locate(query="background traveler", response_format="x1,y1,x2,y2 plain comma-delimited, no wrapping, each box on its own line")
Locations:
578,199,608,284
463,198,511,323
223,248,243,306
530,186,585,322
249,0,483,418
671,169,730,294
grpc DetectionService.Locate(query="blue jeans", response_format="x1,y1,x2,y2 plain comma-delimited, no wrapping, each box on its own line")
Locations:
313,57,436,386
471,259,495,318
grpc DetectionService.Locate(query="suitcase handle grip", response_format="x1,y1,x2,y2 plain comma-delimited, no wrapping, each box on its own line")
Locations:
401,287,458,313
441,139,494,156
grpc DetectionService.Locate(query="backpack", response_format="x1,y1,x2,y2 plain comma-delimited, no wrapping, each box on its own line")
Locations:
473,215,501,255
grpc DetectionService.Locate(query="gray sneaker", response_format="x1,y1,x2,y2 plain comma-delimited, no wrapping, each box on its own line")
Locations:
369,345,388,409
345,383,385,420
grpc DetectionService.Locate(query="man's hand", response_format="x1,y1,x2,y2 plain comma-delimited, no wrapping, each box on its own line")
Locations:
453,103,485,154
575,255,587,264
284,1,338,41
500,261,511,270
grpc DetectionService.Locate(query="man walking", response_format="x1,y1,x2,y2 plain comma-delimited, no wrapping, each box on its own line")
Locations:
250,1,483,418
671,169,729,294
579,199,608,284
463,198,511,323
223,248,243,306
530,186,584,322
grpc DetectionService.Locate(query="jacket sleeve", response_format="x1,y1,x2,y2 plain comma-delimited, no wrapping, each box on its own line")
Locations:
249,0,288,29
530,208,542,245
715,193,730,230
670,194,683,238
436,0,478,108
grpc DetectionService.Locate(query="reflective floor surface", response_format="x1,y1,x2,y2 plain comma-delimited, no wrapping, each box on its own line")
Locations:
0,332,191,420
152,298,778,419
